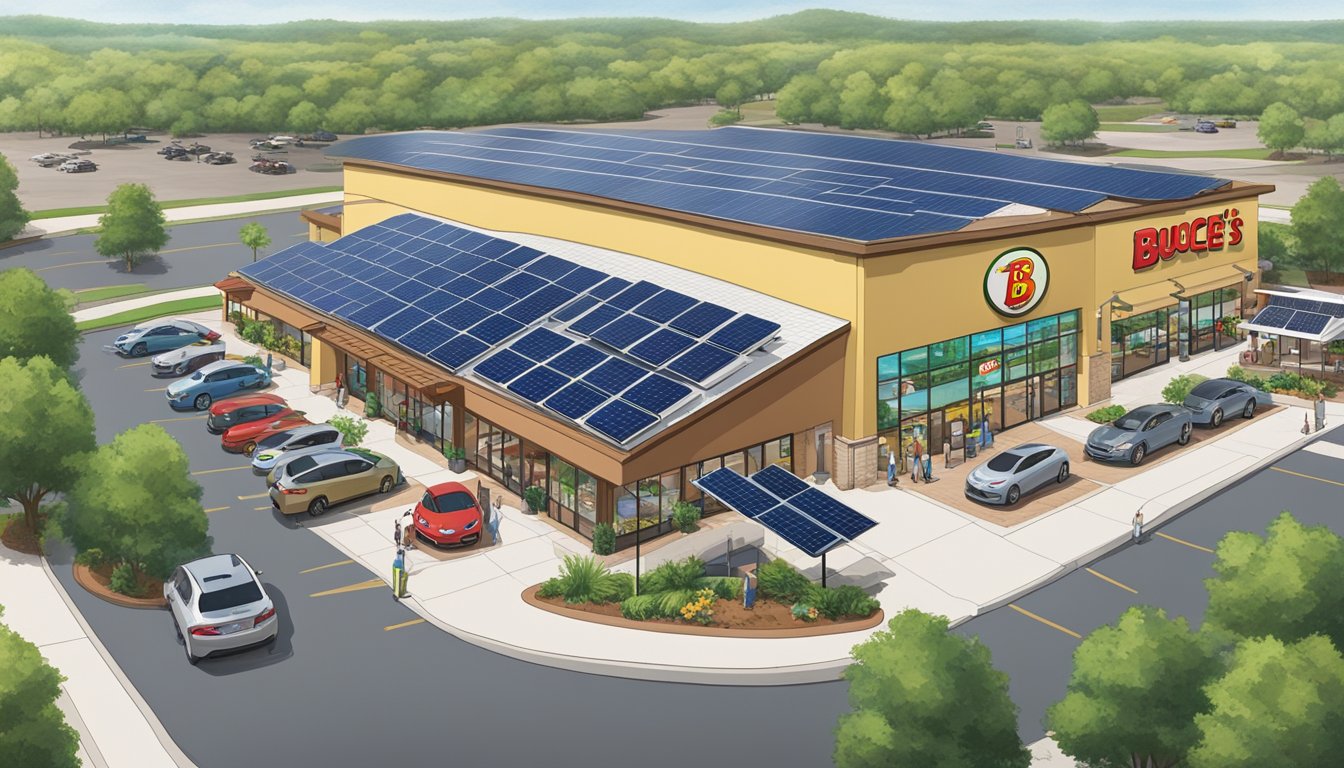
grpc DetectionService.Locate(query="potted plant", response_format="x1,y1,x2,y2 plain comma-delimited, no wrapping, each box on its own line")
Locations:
443,444,467,473
364,390,381,419
523,484,546,514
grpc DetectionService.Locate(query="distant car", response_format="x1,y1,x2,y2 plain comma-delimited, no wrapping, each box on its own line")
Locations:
221,412,309,455
205,394,290,435
965,443,1070,506
166,359,271,411
1215,118,1237,128
1182,378,1272,427
157,143,182,155
1194,121,1219,134
31,152,71,167
413,482,484,547
113,318,217,357
202,151,235,165
976,121,994,131
186,144,211,155
268,449,401,517
1084,403,1193,466
1014,137,1032,149
250,424,344,475
309,130,338,142
162,145,190,159
165,553,277,665
58,158,97,173
151,340,226,378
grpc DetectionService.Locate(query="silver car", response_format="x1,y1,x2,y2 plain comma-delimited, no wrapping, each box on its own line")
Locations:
1085,403,1193,465
1183,378,1273,427
164,554,277,665
151,341,227,378
965,443,1070,506
250,424,344,475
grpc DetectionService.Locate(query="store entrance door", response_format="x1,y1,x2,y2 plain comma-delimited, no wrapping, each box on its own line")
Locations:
1002,376,1043,428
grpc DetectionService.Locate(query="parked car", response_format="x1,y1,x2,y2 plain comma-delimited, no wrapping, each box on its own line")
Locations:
1183,378,1272,427
221,412,310,455
1215,118,1238,128
162,145,190,160
157,143,183,155
975,121,994,131
151,340,226,377
965,443,1070,506
165,553,277,665
1084,403,1193,465
1194,121,1219,134
202,151,235,165
250,424,344,475
186,143,211,155
249,158,294,174
112,318,217,357
205,394,289,434
268,449,401,517
308,130,338,142
31,152,72,167
412,482,484,547
1014,137,1032,149
58,158,97,173
166,359,271,411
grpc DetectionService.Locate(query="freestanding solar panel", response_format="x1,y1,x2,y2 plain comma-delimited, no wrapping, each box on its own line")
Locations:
750,465,810,501
707,314,782,354
1251,306,1293,328
507,366,570,404
757,507,842,557
1285,311,1330,335
692,467,778,519
472,348,534,385
584,400,659,444
583,357,648,395
620,374,693,416
544,381,609,420
788,488,877,540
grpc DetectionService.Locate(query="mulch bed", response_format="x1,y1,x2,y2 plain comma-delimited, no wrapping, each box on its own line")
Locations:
1305,272,1344,287
74,561,167,609
1,513,43,556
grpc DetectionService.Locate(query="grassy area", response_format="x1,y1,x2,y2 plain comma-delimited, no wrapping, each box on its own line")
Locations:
32,186,341,220
77,294,221,332
72,283,149,303
1098,122,1178,132
1266,265,1310,287
1111,148,1278,160
738,99,782,124
1093,102,1167,121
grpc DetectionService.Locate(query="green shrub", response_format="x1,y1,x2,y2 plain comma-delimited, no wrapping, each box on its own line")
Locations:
242,354,265,368
806,584,881,619
671,501,701,533
1161,373,1208,404
642,556,705,593
537,578,563,599
1227,365,1268,391
591,522,615,555
790,601,819,621
542,554,632,604
1266,371,1323,397
524,485,546,512
1324,382,1339,398
74,547,104,567
326,414,368,448
363,391,381,419
758,558,812,602
696,576,742,601
708,109,742,126
655,589,696,618
1085,405,1126,423
108,562,142,597
620,594,660,620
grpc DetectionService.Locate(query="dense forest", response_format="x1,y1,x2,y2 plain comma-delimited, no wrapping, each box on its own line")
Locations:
0,11,1342,138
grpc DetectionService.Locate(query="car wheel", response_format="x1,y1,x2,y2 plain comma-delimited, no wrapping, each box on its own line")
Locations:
1005,485,1021,505
308,496,328,517
1178,423,1192,445
131,342,148,357
1057,463,1070,483
182,630,200,666
243,441,257,456
379,476,394,494
193,393,212,410
1130,443,1147,466
1211,408,1224,428
1243,399,1256,419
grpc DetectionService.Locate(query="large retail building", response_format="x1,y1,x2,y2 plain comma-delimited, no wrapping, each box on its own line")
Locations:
218,126,1270,549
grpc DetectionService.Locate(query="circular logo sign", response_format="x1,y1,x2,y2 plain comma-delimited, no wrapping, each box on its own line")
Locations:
984,247,1049,317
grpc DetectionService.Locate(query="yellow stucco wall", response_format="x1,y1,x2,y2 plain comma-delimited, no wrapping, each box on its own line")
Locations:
309,337,338,387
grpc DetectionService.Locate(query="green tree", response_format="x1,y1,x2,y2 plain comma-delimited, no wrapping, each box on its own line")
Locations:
1290,176,1344,279
1257,101,1305,154
0,356,95,534
1041,100,1100,146
286,100,323,134
326,414,367,447
1302,113,1344,159
94,184,168,273
1047,606,1225,768
838,71,885,129
0,608,80,768
0,153,30,242
62,424,210,580
169,111,202,139
1205,511,1344,648
238,221,272,263
1257,223,1291,269
833,610,1029,768
1189,635,1344,768
62,89,137,142
0,268,79,369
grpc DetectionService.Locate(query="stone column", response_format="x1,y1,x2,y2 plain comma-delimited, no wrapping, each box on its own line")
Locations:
833,435,878,490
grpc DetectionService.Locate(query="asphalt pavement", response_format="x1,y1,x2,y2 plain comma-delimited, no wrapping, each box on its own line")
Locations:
956,426,1344,743
55,329,850,768
0,211,305,294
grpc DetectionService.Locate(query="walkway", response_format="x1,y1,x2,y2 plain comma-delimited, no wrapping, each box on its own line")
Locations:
22,191,343,238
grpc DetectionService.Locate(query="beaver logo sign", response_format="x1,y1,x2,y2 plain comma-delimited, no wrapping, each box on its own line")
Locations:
984,248,1049,317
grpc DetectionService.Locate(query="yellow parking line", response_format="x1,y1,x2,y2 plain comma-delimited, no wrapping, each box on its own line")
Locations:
254,505,271,511
35,242,233,272
1154,531,1215,554
191,465,250,476
309,578,385,598
299,559,354,574
1084,567,1138,594
237,492,268,500
118,361,151,368
36,258,105,271
149,414,206,423
204,506,230,514
385,618,426,632
1270,466,1344,488
144,386,167,392
1008,604,1082,639
158,241,234,255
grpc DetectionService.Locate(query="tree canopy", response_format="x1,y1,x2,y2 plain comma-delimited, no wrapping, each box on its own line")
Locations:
239,222,271,262
0,268,79,369
0,153,29,243
1290,177,1344,280
94,184,168,273
1257,102,1306,153
0,608,81,768
1041,100,1100,146
833,609,1029,768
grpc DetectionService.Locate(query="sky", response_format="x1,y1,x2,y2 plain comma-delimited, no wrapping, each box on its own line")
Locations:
4,0,1342,24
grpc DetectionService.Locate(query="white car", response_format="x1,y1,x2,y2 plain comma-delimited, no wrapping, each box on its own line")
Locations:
58,158,97,173
165,554,278,665
31,152,71,167
151,341,227,378
250,424,344,475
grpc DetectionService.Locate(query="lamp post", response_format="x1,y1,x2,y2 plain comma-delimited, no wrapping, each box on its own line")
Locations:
634,496,642,595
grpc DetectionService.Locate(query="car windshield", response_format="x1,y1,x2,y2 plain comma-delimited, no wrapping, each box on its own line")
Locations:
190,371,204,380
1114,412,1147,430
1189,380,1227,399
987,453,1022,472
198,582,263,613
257,432,290,450
284,455,319,476
429,491,476,513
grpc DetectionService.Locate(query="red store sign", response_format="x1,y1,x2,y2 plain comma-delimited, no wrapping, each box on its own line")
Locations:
1132,209,1244,271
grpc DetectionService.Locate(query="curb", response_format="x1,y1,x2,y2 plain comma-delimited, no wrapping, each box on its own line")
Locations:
38,555,201,768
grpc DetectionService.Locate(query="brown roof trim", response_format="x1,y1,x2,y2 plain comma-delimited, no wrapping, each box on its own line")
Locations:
300,209,342,232
342,158,1274,259
215,276,253,296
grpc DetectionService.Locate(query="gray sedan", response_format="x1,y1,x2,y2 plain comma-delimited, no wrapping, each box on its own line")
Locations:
1183,378,1273,427
965,443,1070,506
1085,403,1193,465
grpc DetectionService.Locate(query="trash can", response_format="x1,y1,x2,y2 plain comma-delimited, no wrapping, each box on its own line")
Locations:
742,572,757,610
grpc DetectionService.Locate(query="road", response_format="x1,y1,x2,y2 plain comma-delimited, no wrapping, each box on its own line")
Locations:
55,330,850,768
0,211,305,294
956,427,1344,743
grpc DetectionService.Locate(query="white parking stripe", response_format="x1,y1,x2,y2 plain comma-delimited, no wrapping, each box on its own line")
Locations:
1304,441,1344,462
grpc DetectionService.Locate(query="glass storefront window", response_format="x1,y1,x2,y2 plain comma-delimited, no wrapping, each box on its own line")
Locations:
1028,316,1058,342
346,356,367,399
900,346,928,374
971,329,1002,357
1059,310,1079,335
1003,323,1027,349
928,337,968,367
971,355,1002,390
661,470,681,514
765,436,792,470
463,412,478,465
551,457,576,511
575,469,597,535
745,445,764,475
929,364,969,409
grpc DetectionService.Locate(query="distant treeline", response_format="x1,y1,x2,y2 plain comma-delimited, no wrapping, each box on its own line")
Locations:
0,11,1342,138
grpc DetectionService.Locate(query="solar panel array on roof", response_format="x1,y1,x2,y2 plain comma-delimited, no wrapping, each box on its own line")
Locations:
693,466,877,557
1250,303,1336,336
238,211,785,448
329,126,1232,243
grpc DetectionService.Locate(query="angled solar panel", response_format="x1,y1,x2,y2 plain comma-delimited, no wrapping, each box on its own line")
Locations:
417,291,461,315
1286,311,1330,335
757,507,843,557
438,300,489,331
633,290,698,323
347,297,408,328
428,334,490,371
670,302,736,338
568,304,625,337
497,245,545,269
1251,306,1294,328
510,327,573,363
608,280,663,311
466,313,525,345
548,344,609,377
620,374,694,417
473,238,517,260
628,328,696,366
373,307,431,339
552,294,600,322
544,381,609,420
590,313,659,351
707,314,781,354
665,342,740,386
692,467,778,519
397,320,457,354
788,488,877,541
585,400,659,444
556,266,608,293
582,357,647,395
495,271,547,299
472,348,534,385
588,277,632,300
468,286,516,312
507,366,570,404
502,284,576,324
444,275,488,299
388,279,435,303
522,255,578,281
751,465,810,501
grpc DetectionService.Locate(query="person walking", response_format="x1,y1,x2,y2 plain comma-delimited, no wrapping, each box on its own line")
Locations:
910,436,924,483
488,494,503,545
1132,510,1144,543
400,510,415,550
887,449,898,485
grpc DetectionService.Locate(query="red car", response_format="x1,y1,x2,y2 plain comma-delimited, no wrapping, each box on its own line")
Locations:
205,394,288,435
413,482,484,547
221,412,309,455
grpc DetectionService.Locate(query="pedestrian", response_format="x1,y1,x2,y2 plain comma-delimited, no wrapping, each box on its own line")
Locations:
489,494,503,544
887,449,898,485
1132,510,1144,543
400,510,415,550
910,436,924,483
922,450,933,482
391,546,408,600
334,372,345,409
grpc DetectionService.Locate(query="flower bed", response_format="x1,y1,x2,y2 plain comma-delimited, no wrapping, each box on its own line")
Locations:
73,561,166,609
1,512,43,555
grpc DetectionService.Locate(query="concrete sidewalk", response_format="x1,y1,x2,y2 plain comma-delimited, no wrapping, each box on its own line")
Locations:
23,191,343,238
73,286,220,324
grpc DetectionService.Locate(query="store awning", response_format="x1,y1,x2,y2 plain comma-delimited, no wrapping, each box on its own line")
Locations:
1112,265,1246,317
369,354,459,404
243,289,321,331
310,325,383,361
214,275,253,298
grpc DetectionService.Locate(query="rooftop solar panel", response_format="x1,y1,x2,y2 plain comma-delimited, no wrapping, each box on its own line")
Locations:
1285,311,1331,335
589,277,632,300
633,290,698,323
670,302,736,338
590,313,659,351
692,467,777,519
568,304,625,337
467,261,514,285
583,357,647,395
417,265,459,287
495,271,547,299
620,374,693,416
628,328,697,366
544,381,609,420
397,320,457,354
750,465,810,501
502,284,577,324
708,314,781,354
465,289,513,315
555,266,608,293
308,292,350,313
473,348,534,385
507,366,570,404
608,281,663,311
373,306,431,339
1251,306,1294,328
757,507,843,558
428,334,490,370
388,279,435,303
466,313,525,345
444,275,488,299
552,294,600,322
548,344,609,377
585,400,659,444
523,255,578,281
666,342,739,385
498,245,545,269
347,297,408,328
438,300,489,331
510,327,574,363
788,488,877,541
454,232,494,252
473,238,517,260
444,253,487,274
417,291,461,315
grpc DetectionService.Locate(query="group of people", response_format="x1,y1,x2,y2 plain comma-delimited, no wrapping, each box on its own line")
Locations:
887,436,934,485
389,491,506,601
